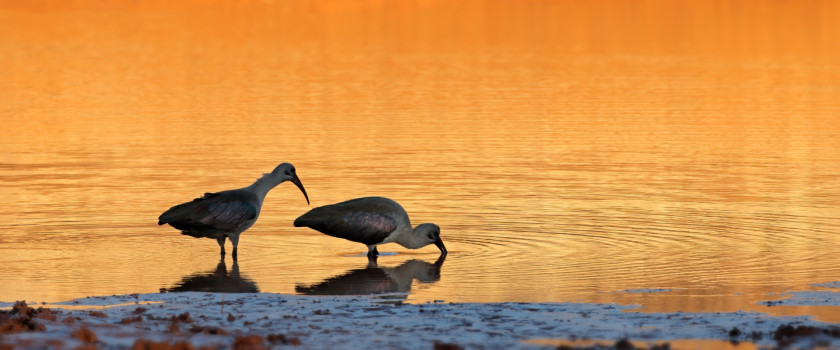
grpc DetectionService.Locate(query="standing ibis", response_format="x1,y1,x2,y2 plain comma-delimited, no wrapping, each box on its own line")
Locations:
293,197,447,258
158,163,309,260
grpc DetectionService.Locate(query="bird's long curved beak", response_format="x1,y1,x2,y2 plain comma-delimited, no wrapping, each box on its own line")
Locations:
434,237,447,256
291,175,309,205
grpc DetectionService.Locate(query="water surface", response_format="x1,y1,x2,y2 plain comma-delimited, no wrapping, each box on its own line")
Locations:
1,0,839,322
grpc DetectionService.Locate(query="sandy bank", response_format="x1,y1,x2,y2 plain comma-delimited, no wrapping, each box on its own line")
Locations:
3,292,840,349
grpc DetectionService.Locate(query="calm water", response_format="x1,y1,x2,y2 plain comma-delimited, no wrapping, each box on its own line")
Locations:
2,0,840,322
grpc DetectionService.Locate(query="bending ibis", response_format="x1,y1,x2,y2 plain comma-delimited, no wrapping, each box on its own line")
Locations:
293,197,447,258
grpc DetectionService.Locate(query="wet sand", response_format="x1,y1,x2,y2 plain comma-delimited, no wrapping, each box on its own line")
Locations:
3,291,840,349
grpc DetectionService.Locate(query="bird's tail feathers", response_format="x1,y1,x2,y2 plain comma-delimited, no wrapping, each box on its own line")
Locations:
158,201,196,225
293,217,309,227
180,230,204,238
293,208,327,227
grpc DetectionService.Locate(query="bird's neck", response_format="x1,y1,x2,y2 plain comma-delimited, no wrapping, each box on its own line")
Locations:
246,174,283,202
394,226,426,249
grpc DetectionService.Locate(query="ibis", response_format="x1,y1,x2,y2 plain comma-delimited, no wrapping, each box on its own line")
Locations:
158,163,309,260
294,197,446,258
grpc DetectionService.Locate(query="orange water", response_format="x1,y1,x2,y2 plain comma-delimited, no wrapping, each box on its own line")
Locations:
1,0,839,322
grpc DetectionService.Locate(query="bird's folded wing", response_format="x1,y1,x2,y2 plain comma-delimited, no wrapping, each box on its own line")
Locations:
204,200,258,230
334,212,397,245
159,191,258,232
296,209,397,245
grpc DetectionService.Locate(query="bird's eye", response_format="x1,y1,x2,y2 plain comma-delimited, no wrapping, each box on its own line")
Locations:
285,170,291,176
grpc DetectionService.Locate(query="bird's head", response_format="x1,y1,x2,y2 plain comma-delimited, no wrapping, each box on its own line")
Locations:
413,223,447,256
270,163,309,204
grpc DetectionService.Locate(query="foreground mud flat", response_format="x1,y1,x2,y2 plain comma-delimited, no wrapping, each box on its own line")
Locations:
2,292,840,349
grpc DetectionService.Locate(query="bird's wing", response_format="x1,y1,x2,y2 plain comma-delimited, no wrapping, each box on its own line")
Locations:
203,197,258,230
295,208,397,245
339,212,398,243
159,191,258,232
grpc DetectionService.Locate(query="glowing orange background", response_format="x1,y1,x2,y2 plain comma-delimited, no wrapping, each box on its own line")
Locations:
1,0,839,321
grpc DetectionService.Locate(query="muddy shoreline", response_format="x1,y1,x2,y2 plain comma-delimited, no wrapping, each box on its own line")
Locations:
3,292,840,349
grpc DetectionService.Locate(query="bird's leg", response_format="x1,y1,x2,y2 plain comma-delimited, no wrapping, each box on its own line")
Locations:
229,235,240,261
217,237,227,257
366,254,378,268
366,245,379,258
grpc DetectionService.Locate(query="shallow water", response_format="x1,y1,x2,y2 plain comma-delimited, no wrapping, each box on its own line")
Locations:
1,0,840,322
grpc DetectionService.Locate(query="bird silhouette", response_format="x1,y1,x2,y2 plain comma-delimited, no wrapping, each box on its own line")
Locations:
162,258,258,293
294,197,446,258
159,163,309,260
295,255,445,296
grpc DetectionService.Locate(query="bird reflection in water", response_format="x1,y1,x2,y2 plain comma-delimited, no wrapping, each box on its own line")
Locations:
162,259,258,293
295,255,445,296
